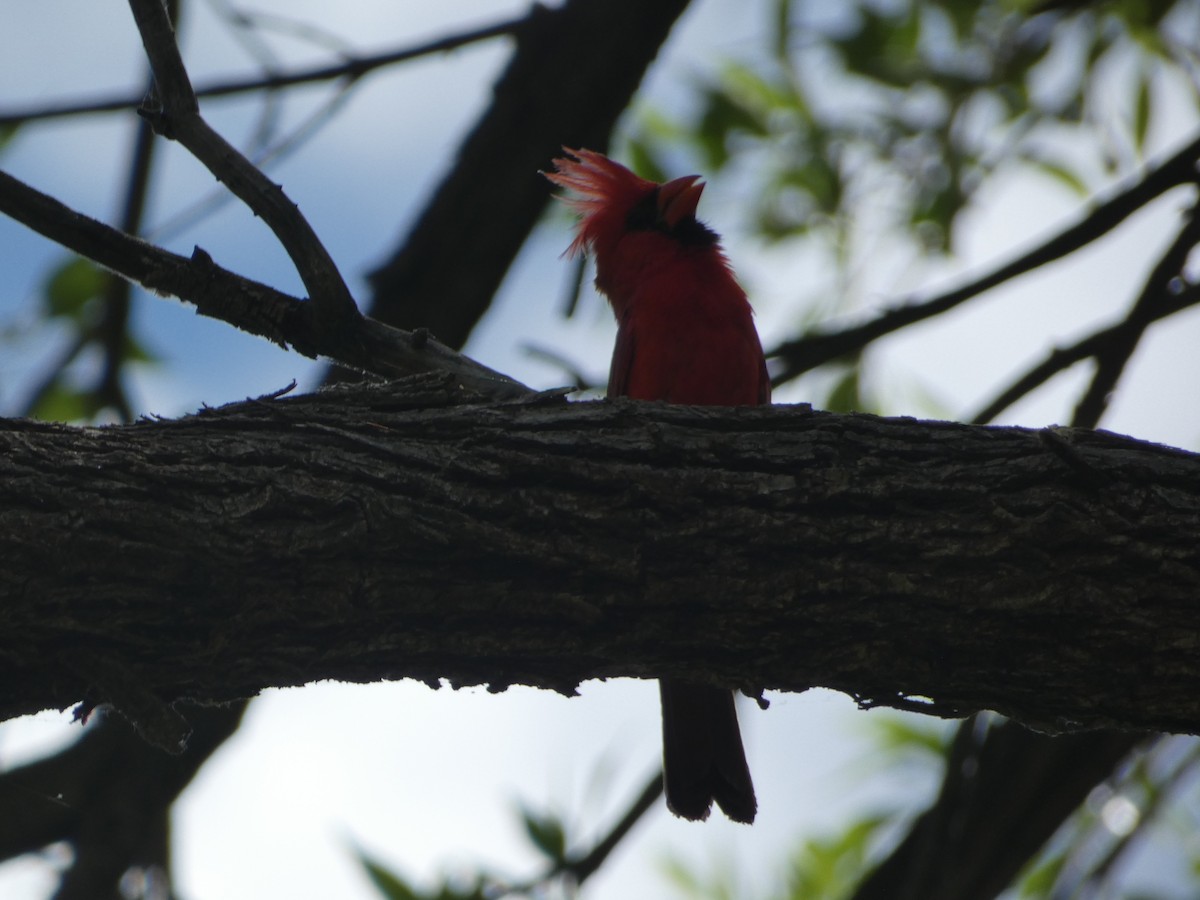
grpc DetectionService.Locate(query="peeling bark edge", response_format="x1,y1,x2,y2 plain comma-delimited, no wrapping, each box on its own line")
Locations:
3,372,1199,744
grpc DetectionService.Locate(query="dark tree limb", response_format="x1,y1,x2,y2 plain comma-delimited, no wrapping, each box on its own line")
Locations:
364,0,693,348
849,719,1142,900
0,703,245,890
3,374,1200,741
127,0,359,334
769,131,1200,382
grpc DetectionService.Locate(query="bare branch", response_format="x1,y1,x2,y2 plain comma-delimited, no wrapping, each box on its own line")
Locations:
126,0,359,334
0,168,528,398
769,131,1200,383
0,14,525,128
970,279,1200,424
1072,195,1200,428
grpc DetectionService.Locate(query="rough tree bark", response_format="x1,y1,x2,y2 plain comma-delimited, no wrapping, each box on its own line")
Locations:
3,373,1199,749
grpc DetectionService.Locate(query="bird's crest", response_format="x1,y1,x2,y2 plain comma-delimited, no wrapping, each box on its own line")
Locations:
543,148,659,258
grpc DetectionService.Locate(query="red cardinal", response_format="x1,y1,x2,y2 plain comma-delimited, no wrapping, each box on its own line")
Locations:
544,148,767,824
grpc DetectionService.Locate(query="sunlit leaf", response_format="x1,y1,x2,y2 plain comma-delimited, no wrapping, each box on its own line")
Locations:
787,814,891,899
1018,849,1066,898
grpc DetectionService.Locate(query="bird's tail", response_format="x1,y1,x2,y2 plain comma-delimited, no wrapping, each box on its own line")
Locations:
659,680,757,824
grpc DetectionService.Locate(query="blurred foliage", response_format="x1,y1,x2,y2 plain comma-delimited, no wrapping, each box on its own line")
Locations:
1012,735,1200,899
356,845,490,900
634,0,1200,258
355,800,581,900
19,255,159,422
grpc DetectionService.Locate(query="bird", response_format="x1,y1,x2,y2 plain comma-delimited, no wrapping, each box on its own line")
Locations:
544,147,767,824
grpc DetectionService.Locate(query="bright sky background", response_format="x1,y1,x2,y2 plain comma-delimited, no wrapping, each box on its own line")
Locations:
1,2,1199,899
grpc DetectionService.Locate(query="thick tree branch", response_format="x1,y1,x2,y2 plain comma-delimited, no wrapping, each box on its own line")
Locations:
127,0,359,334
3,374,1200,743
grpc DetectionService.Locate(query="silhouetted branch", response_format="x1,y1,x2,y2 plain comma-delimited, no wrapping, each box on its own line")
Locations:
0,168,527,398
970,279,1200,424
769,131,1200,383
364,0,693,350
0,13,525,128
1072,195,1200,429
848,719,1142,900
0,703,245,890
127,0,359,334
499,771,664,897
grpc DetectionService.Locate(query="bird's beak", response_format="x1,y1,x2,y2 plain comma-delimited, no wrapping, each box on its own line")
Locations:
657,175,704,228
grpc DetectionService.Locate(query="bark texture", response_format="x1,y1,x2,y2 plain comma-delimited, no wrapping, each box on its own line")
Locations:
3,373,1199,747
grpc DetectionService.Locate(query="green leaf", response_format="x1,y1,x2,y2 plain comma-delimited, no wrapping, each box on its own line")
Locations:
1133,67,1151,155
869,715,953,761
355,849,422,900
29,382,99,423
1018,849,1066,898
780,151,841,216
697,85,770,170
352,846,489,900
825,366,861,414
625,135,669,184
518,804,566,862
43,257,106,320
123,333,161,365
1024,155,1091,198
0,121,19,153
787,814,891,899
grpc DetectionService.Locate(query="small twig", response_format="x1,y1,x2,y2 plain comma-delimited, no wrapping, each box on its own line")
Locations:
768,130,1200,383
18,329,90,418
94,76,164,425
558,771,663,886
970,280,1200,424
148,76,358,241
522,342,595,391
126,0,360,335
0,168,529,398
0,14,525,128
496,771,664,897
1071,195,1200,429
